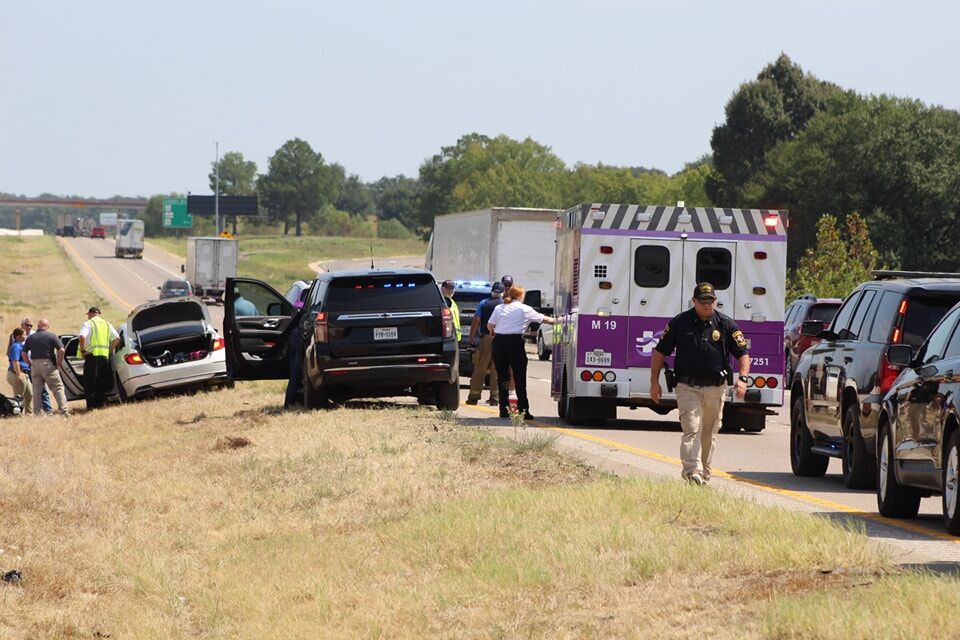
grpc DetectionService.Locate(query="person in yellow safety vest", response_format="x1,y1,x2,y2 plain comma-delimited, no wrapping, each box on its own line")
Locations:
440,280,462,342
78,306,120,410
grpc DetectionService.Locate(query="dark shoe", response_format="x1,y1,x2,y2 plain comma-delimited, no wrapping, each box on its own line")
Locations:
523,413,535,421
486,397,499,406
465,398,479,405
499,410,510,418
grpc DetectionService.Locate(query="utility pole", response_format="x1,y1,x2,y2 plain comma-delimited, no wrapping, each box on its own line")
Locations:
214,140,220,236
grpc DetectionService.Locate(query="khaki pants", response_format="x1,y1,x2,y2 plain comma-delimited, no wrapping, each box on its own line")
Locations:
6,369,32,414
30,359,69,415
467,335,498,403
676,383,726,480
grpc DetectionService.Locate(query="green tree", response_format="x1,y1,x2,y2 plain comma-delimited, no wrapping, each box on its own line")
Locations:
209,151,257,234
371,175,421,229
257,139,341,236
707,54,845,206
788,212,879,300
336,174,375,215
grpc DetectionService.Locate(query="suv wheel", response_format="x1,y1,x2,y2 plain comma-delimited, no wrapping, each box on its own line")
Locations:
842,404,876,489
877,420,921,518
537,334,550,361
943,430,960,534
790,392,829,477
434,380,460,411
302,364,329,410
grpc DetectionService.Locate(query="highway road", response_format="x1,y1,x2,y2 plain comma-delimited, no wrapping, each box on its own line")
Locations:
60,236,960,565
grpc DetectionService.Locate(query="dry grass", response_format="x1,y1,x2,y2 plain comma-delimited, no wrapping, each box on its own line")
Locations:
0,236,123,335
0,381,919,640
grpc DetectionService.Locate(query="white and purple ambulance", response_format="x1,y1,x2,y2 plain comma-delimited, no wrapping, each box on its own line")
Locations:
551,203,788,431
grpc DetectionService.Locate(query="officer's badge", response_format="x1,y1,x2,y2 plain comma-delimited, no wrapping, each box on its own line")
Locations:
733,330,747,348
711,329,720,342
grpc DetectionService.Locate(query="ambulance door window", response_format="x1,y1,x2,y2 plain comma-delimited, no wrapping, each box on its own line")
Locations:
695,248,732,290
633,245,670,287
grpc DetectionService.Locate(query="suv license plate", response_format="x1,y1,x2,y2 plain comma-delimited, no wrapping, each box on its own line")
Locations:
374,327,398,341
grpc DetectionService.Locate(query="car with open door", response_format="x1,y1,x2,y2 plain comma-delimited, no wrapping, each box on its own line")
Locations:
224,269,460,410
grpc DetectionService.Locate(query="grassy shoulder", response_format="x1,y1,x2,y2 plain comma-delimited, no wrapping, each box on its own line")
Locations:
148,235,426,289
2,382,956,639
0,236,123,334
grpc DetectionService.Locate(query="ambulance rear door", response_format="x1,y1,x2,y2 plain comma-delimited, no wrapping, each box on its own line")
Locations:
681,241,737,316
626,239,684,383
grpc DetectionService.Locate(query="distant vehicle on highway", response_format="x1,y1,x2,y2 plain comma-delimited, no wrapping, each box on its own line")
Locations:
185,236,238,301
115,219,144,259
90,226,107,239
61,225,77,237
158,278,193,300
58,298,228,402
224,269,460,410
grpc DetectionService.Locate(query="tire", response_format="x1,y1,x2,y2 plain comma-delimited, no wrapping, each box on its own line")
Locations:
537,334,550,361
842,404,876,489
877,420,921,518
790,392,829,477
115,374,128,403
302,362,329,410
434,380,460,411
943,430,960,534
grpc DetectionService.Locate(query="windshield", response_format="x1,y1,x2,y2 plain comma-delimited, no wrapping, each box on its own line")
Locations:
808,304,840,323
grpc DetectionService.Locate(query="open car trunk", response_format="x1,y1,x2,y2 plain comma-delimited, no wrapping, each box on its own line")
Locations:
131,301,214,367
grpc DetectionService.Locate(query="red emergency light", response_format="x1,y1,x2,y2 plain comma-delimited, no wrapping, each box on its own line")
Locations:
764,214,779,228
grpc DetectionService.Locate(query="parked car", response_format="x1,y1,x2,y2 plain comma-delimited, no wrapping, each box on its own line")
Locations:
876,302,960,533
58,299,228,401
783,294,842,379
224,270,460,409
284,280,313,310
537,323,553,361
790,273,960,489
158,278,193,300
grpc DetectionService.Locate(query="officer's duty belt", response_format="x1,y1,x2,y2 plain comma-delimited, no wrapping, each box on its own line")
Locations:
676,374,725,387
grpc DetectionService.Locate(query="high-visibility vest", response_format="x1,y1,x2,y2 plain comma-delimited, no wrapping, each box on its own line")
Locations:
86,316,112,358
447,298,462,341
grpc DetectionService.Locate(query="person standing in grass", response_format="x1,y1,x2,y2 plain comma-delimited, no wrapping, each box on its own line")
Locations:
23,318,70,416
20,317,51,413
6,328,32,413
78,306,120,410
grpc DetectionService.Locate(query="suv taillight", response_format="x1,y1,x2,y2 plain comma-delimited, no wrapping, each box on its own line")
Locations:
880,297,908,394
314,311,328,343
441,307,454,339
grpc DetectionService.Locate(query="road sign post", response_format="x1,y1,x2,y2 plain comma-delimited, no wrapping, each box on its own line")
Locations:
162,198,192,228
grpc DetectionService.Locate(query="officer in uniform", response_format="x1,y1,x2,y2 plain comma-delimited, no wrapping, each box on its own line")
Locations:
650,282,750,485
465,281,504,405
441,280,462,342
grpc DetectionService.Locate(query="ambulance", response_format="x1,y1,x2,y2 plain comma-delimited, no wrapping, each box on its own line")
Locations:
551,203,788,431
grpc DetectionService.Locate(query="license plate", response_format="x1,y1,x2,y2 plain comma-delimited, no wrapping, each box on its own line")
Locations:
374,327,398,341
584,350,612,366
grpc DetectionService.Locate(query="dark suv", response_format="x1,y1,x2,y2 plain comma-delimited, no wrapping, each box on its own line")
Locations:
784,295,842,379
223,270,460,409
790,273,960,488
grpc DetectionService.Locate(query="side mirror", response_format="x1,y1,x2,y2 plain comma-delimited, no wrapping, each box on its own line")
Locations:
886,344,913,368
180,264,185,274
266,302,283,316
801,320,826,338
525,289,542,308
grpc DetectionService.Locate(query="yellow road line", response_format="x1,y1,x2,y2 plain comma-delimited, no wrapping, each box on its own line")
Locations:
468,403,960,544
59,238,134,312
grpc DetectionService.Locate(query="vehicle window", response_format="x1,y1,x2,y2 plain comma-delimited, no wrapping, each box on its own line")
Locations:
633,245,670,288
901,295,960,348
830,291,863,334
808,304,840,323
325,274,441,312
784,304,799,325
868,291,903,343
452,291,489,313
944,311,960,359
695,248,732,290
918,305,960,365
233,281,288,317
844,290,877,340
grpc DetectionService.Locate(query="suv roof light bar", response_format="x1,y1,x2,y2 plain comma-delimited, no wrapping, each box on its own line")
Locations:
871,270,960,280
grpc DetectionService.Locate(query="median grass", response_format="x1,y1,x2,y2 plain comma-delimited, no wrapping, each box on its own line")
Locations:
148,235,426,290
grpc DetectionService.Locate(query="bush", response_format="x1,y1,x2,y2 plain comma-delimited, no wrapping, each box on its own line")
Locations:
377,218,414,239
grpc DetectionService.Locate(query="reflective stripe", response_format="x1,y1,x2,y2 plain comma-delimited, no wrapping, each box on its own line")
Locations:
87,317,111,357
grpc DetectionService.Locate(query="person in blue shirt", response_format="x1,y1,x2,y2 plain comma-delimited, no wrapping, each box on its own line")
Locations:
6,327,32,413
465,282,504,405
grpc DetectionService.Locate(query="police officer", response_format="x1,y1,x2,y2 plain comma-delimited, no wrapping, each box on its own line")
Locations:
465,281,504,405
650,283,750,485
78,306,120,410
440,280,462,342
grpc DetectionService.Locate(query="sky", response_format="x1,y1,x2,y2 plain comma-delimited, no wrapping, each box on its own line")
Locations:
2,1,958,199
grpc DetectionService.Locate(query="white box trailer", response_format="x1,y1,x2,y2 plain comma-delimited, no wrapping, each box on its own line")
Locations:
185,237,238,301
426,207,559,309
551,203,788,432
114,219,144,258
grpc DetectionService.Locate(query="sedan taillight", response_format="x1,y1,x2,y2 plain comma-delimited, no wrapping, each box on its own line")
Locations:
441,307,454,339
314,312,328,343
212,338,224,351
125,353,144,365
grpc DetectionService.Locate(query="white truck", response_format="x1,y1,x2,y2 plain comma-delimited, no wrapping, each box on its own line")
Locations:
114,219,145,258
184,236,238,302
425,207,559,310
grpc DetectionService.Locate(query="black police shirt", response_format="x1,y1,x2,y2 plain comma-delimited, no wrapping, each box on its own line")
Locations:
654,308,748,378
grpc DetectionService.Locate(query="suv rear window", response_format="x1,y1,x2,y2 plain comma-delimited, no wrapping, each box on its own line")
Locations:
901,295,960,347
326,274,441,312
808,303,839,323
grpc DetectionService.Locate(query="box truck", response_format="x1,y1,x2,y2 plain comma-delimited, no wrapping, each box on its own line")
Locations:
115,219,145,258
185,236,238,302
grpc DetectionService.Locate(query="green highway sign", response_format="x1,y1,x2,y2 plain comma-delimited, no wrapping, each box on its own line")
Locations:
162,198,192,228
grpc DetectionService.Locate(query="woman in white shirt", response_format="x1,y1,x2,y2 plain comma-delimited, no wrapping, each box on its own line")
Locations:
487,285,556,420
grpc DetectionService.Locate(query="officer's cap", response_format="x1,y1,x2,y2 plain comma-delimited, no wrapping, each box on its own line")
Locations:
87,306,101,314
491,282,505,294
440,279,455,289
692,283,717,300
500,274,513,287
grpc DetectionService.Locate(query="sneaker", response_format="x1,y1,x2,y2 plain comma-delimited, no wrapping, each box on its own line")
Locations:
465,398,479,406
685,473,705,486
486,398,499,406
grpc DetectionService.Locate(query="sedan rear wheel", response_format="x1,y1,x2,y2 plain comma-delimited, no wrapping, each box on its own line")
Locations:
943,431,960,535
